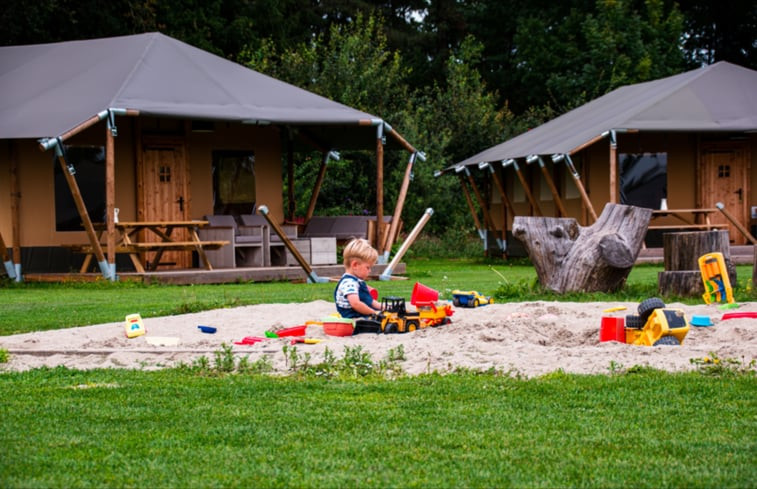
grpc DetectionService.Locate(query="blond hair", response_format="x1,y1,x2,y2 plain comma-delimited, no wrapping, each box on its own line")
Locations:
342,238,378,267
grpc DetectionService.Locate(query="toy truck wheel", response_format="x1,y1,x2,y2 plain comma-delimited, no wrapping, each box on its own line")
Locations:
384,323,398,335
625,315,644,329
453,297,461,307
406,320,419,332
653,335,680,346
473,299,480,307
638,298,666,323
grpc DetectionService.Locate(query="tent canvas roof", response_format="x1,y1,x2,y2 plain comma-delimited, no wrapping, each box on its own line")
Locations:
0,32,392,149
449,61,757,170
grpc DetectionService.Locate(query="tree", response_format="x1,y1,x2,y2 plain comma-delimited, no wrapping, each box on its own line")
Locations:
678,0,757,69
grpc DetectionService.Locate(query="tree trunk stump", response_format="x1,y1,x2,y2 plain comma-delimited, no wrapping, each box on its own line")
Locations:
512,204,652,293
658,230,735,297
657,271,703,298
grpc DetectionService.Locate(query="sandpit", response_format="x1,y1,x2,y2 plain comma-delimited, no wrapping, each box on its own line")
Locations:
2,300,755,377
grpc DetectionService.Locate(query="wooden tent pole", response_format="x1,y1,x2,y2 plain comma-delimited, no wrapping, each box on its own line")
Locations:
0,231,14,279
609,130,618,204
506,159,542,216
556,154,598,222
10,140,21,280
382,152,417,258
287,130,295,222
487,165,516,219
304,151,335,223
458,173,483,230
530,156,567,216
105,116,116,278
716,202,757,245
39,109,139,151
376,124,385,250
384,123,417,153
54,141,111,279
465,168,497,232
484,163,515,248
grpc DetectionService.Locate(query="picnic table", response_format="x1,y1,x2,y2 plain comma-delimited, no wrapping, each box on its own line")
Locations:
649,208,726,231
70,221,229,273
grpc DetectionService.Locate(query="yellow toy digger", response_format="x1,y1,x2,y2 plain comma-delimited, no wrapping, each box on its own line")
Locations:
698,252,734,305
625,298,690,346
355,296,452,334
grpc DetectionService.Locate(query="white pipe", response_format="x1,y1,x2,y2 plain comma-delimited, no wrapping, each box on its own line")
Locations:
379,208,433,281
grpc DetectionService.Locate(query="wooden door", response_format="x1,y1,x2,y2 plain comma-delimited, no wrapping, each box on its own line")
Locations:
141,139,191,268
700,142,750,245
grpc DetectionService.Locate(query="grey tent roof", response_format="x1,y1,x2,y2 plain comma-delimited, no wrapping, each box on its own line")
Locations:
0,32,399,149
448,61,757,171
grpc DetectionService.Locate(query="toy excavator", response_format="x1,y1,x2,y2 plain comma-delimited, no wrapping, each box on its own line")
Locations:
698,252,734,305
625,297,690,346
355,296,453,334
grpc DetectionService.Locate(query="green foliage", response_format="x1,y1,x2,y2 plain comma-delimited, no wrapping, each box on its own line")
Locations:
0,348,9,364
281,345,406,380
511,0,686,112
690,352,757,377
1,368,755,487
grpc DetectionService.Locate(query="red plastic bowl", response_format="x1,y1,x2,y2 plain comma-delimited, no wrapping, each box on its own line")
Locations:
323,319,355,337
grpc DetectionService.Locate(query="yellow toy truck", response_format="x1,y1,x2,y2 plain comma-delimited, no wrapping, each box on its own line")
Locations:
451,290,493,308
355,296,452,334
625,298,690,346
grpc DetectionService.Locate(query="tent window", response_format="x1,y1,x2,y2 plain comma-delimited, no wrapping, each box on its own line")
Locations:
212,150,256,215
53,146,105,232
619,152,667,209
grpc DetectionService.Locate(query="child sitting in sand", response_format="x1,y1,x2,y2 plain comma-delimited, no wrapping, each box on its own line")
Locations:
334,238,382,318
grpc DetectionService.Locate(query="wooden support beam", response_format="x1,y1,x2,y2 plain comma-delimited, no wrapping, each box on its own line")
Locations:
609,131,618,204
38,109,139,151
386,126,417,154
558,154,598,222
534,157,568,217
105,122,116,274
466,169,497,233
483,164,513,248
509,160,542,216
287,131,295,222
716,202,757,245
382,152,416,257
305,152,330,223
376,130,384,250
10,140,21,275
458,174,482,230
54,146,109,278
489,166,516,220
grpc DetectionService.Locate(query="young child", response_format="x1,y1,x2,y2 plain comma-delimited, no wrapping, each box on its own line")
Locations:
334,238,382,318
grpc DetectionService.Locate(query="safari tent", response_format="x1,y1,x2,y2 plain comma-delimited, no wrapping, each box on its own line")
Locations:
442,61,757,253
0,33,421,281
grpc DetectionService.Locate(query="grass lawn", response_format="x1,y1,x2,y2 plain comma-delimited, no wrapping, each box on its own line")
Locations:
1,258,755,488
1,367,755,488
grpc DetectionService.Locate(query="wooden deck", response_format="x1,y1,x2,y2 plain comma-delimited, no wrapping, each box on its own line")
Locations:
22,262,406,285
636,245,755,265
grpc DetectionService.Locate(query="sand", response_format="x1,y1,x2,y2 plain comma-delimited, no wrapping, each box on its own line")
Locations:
2,300,755,377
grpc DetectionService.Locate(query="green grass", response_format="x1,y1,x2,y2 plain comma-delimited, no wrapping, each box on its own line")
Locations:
1,259,755,488
1,259,754,336
0,367,754,488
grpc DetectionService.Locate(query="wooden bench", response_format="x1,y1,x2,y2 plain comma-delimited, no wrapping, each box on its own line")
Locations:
66,240,229,273
647,224,727,230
